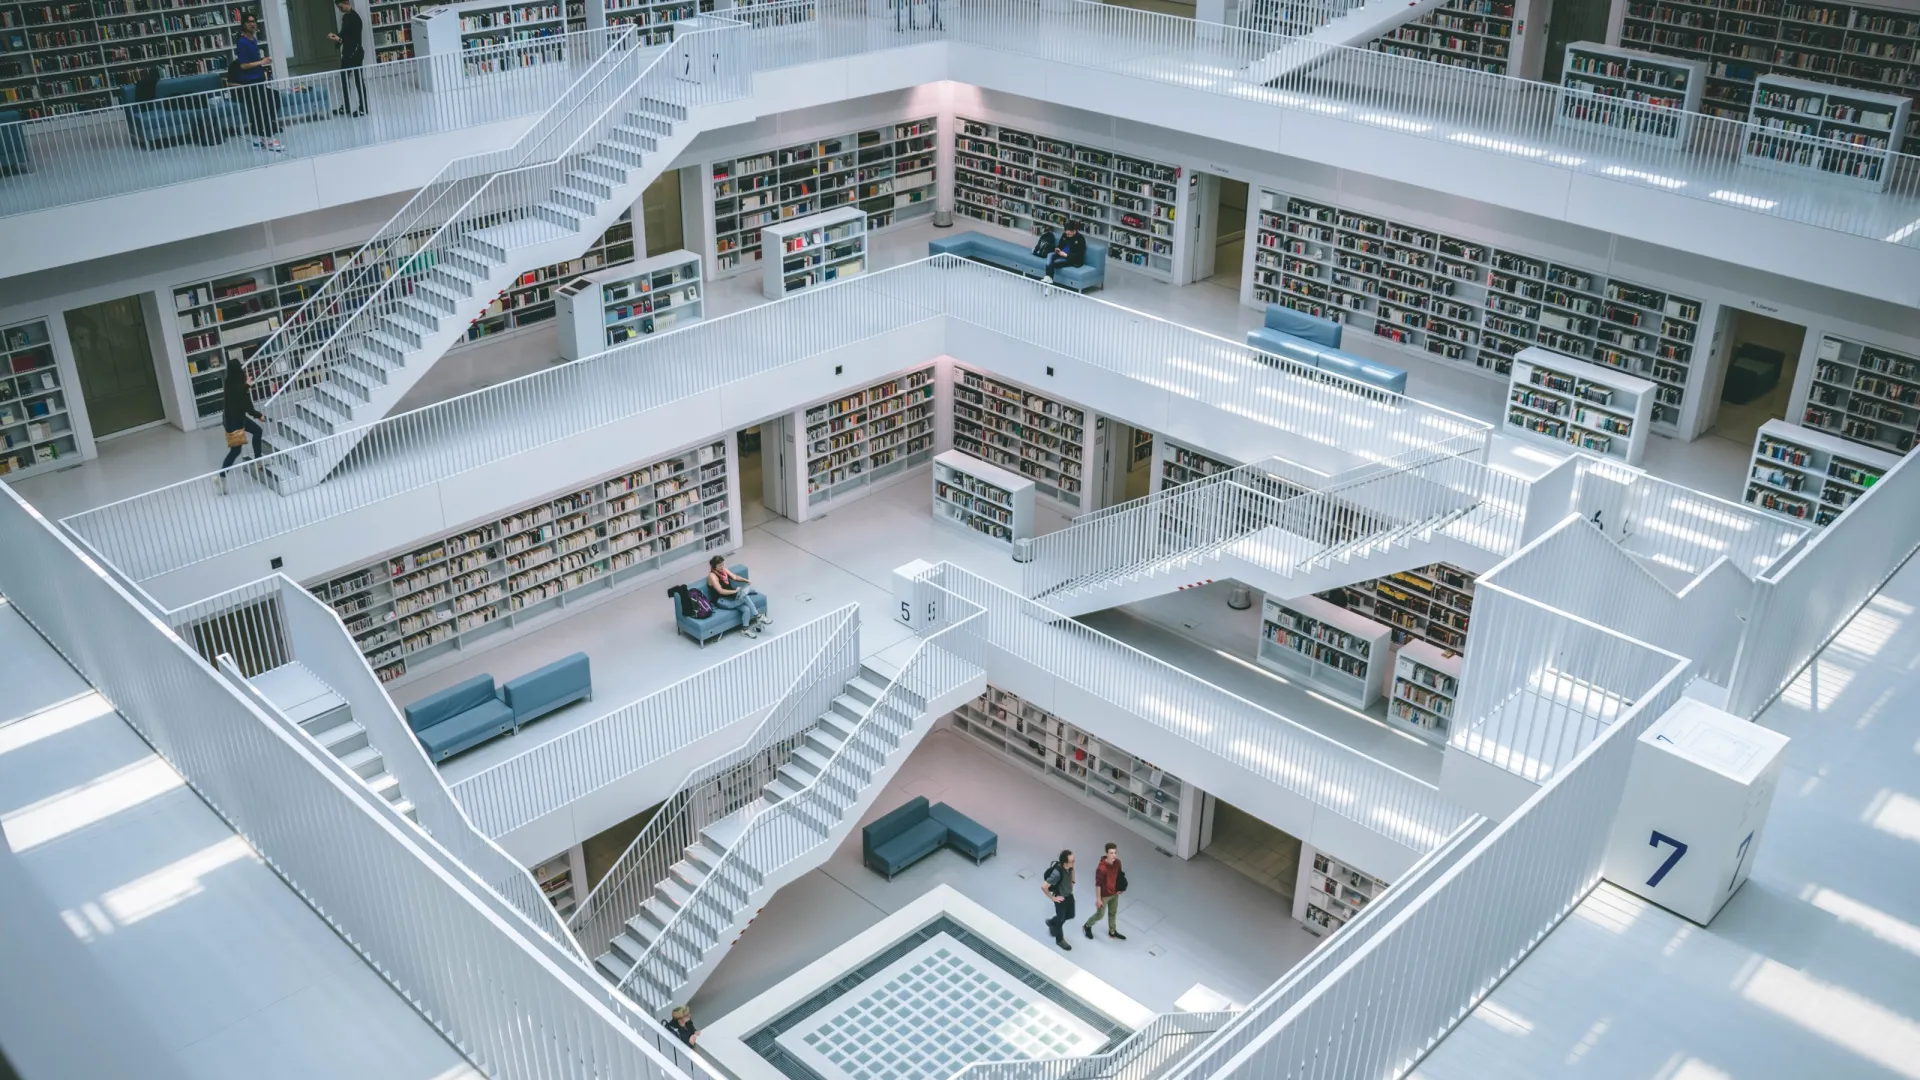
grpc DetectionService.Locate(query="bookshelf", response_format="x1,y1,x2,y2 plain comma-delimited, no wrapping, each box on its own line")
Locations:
1615,0,1920,154
371,0,419,60
555,249,702,362
531,846,584,918
1293,843,1389,937
1803,333,1920,455
415,0,567,84
951,365,1090,511
953,685,1203,857
601,0,696,43
1746,417,1898,526
1366,0,1516,75
952,116,1183,281
1155,440,1237,494
1257,594,1392,709
463,211,635,344
1387,639,1462,745
794,366,937,517
1318,562,1477,654
0,318,77,480
1556,42,1704,146
932,449,1035,548
1505,347,1657,464
307,436,735,683
1247,189,1702,431
710,117,937,277
1740,74,1910,190
0,0,266,119
760,206,866,299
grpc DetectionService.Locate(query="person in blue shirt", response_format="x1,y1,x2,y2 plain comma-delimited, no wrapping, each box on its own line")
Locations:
230,14,283,152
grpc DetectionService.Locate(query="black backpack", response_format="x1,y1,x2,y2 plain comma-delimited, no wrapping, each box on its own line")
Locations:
1043,862,1065,893
1031,230,1056,258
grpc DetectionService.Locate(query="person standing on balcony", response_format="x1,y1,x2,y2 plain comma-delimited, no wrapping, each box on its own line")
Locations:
216,362,266,495
230,14,283,152
1081,842,1127,941
328,0,367,117
1042,221,1086,285
1042,849,1076,949
925,0,944,30
894,0,917,32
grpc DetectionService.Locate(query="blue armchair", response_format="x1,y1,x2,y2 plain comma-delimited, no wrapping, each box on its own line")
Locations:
671,563,770,646
117,70,330,149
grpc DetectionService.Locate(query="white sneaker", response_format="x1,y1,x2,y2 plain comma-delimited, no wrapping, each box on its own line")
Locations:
1041,274,1053,284
742,624,761,639
757,614,773,627
258,139,285,153
214,474,228,496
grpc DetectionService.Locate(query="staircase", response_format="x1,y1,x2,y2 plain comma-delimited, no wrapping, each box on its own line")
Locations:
242,26,740,494
950,1010,1236,1080
593,651,983,1012
1239,0,1462,84
250,661,418,823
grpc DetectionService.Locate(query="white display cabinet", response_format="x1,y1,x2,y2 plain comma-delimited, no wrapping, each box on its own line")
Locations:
1603,697,1788,925
1741,75,1911,191
1745,417,1898,528
415,0,568,88
1388,639,1462,745
1556,42,1703,146
787,365,939,521
1294,843,1390,937
1505,347,1656,465
0,318,78,481
1803,333,1920,457
555,249,703,361
954,685,1204,857
932,450,1036,548
759,207,867,299
1257,594,1392,709
950,366,1091,511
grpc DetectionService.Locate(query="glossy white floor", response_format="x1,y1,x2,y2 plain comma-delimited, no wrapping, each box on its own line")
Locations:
686,728,1320,1030
0,600,478,1080
1414,553,1920,1080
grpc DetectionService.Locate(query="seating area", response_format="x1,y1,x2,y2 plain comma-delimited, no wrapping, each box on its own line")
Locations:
669,563,771,646
929,231,1108,292
0,111,28,174
119,72,329,150
862,795,999,880
1246,304,1408,395
404,652,593,762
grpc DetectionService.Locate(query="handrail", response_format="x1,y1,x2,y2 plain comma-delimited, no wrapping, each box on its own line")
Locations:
949,1009,1237,1080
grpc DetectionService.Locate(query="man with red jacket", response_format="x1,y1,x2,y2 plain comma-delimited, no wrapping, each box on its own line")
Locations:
1082,842,1127,941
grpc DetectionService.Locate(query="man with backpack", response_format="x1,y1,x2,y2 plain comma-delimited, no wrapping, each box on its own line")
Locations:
1041,221,1087,285
1041,850,1075,950
1081,842,1127,941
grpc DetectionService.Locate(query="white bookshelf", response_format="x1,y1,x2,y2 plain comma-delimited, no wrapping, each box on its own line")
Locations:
953,685,1203,857
0,318,77,480
1294,843,1389,937
951,365,1090,511
760,206,866,299
1505,347,1657,465
1741,74,1911,191
1366,0,1517,75
416,0,568,83
1247,189,1702,431
794,365,938,518
555,249,703,361
1320,563,1477,654
1154,440,1235,493
932,450,1035,548
1556,42,1703,146
952,116,1182,280
0,0,268,118
308,436,736,684
1257,594,1392,709
1747,417,1899,528
710,118,937,277
371,0,421,60
1388,639,1462,745
531,845,585,918
598,0,694,42
1803,333,1920,456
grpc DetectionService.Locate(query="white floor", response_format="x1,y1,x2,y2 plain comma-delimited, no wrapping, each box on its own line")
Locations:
1413,552,1920,1080
0,600,479,1080
687,728,1320,1028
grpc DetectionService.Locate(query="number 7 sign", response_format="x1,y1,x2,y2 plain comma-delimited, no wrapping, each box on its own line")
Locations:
1646,831,1688,888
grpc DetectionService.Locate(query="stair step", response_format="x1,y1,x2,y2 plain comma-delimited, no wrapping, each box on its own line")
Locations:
847,674,892,704
596,141,646,168
765,775,806,803
392,297,445,329
577,154,630,182
622,110,673,134
803,723,847,756
312,383,361,420
309,718,366,754
654,876,694,910
546,188,595,215
668,858,709,891
338,745,383,776
327,364,378,401
365,329,415,358
595,952,636,984
608,930,652,964
365,772,402,801
393,800,418,823
371,314,424,349
788,744,834,777
606,124,659,152
291,398,347,436
830,693,874,723
532,201,584,230
561,170,614,200
684,841,725,874
273,412,327,448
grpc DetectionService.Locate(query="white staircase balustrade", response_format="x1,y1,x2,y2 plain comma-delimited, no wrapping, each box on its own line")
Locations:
252,661,420,823
949,1009,1237,1080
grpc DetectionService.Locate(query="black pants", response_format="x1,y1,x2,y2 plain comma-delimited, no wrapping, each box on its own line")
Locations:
222,417,264,473
1046,254,1078,277
1045,894,1075,941
338,58,366,113
239,81,280,138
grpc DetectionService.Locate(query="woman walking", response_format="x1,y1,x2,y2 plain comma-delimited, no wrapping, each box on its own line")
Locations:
217,362,266,495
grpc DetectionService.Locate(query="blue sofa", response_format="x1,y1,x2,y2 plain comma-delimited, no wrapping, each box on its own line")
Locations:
863,796,998,880
929,230,1107,292
671,563,770,646
1246,304,1408,396
404,674,517,763
502,652,592,726
118,70,329,149
0,109,30,175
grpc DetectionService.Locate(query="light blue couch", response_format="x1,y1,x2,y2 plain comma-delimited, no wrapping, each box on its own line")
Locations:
863,796,997,880
405,674,516,763
929,230,1108,292
1246,303,1408,396
0,110,29,175
117,70,328,149
502,652,592,726
672,563,770,646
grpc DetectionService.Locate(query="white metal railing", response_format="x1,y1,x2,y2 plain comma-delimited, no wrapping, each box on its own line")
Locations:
0,482,703,1080
61,256,1485,585
1235,0,1372,36
1572,456,1808,582
950,1009,1236,1080
930,564,1470,855
1726,446,1920,718
566,606,862,959
451,606,859,841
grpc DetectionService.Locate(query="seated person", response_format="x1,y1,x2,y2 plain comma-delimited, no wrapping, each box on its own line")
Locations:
1042,220,1087,284
669,1006,699,1048
708,555,770,638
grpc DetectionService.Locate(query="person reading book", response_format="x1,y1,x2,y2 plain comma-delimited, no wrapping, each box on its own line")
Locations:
707,556,770,638
1042,221,1086,284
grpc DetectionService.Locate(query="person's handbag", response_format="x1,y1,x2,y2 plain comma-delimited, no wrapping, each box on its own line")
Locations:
224,428,246,448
